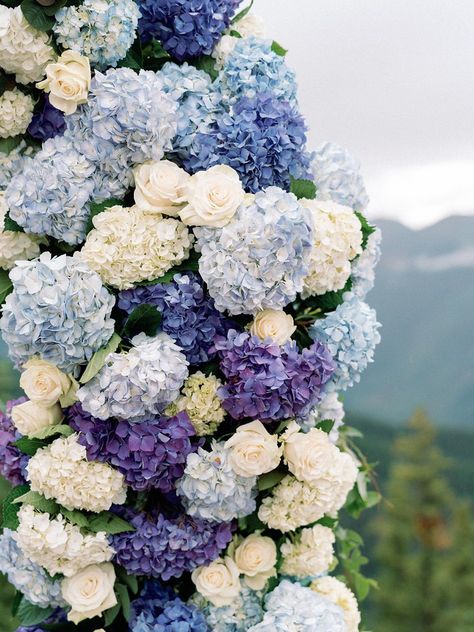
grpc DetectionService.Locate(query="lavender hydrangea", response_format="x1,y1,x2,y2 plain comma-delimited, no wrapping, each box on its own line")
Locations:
351,228,382,298
0,398,28,486
310,295,381,391
195,187,313,315
113,510,233,580
27,96,66,141
77,333,188,421
214,330,335,422
69,403,197,493
54,0,140,70
137,0,238,61
118,273,232,365
0,253,115,373
176,441,257,522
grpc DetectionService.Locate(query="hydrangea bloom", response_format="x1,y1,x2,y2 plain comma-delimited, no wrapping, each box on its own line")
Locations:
69,403,196,493
176,441,257,523
113,510,233,579
195,187,313,315
280,525,335,579
0,140,36,189
299,391,345,443
0,253,115,373
212,15,267,69
312,141,369,212
214,330,335,422
0,193,43,271
194,585,264,632
311,576,361,632
248,580,345,632
0,89,34,138
310,295,381,390
81,205,192,290
137,0,237,61
27,434,127,512
118,273,231,364
15,504,114,577
0,529,65,608
54,0,140,70
0,398,28,486
351,227,382,298
6,136,95,244
27,96,66,141
78,333,189,421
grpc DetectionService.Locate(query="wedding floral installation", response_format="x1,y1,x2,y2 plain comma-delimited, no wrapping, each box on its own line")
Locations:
0,1,382,630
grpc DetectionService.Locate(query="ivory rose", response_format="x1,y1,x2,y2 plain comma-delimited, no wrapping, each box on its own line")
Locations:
11,400,63,437
61,563,117,624
250,309,296,345
20,358,76,407
37,50,91,115
233,534,277,590
224,420,282,477
191,556,240,607
133,160,189,215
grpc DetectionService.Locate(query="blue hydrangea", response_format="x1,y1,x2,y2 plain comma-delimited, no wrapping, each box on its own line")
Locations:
310,295,381,391
185,92,310,192
195,187,313,315
0,529,65,608
312,142,370,211
0,141,35,189
5,135,95,245
351,228,382,298
197,586,264,631
137,0,238,62
248,580,345,632
177,441,257,523
54,0,140,70
0,253,115,374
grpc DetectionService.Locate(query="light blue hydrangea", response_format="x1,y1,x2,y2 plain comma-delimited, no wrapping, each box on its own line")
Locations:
351,228,382,298
248,580,345,632
195,586,264,631
312,141,370,212
194,187,313,315
54,0,140,70
77,332,189,422
310,295,381,391
0,141,36,189
5,135,95,245
216,37,298,105
177,441,257,523
0,253,115,374
0,529,65,608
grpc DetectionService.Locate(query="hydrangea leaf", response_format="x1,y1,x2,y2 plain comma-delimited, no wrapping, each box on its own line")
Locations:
103,603,121,626
258,469,286,491
60,508,91,529
17,597,54,626
13,436,49,456
12,491,60,515
1,484,30,530
290,176,317,200
79,333,122,384
0,269,13,305
232,0,254,24
20,0,55,32
116,583,131,621
87,511,135,535
193,55,218,81
3,212,24,232
29,424,74,440
0,136,22,153
272,40,288,56
122,303,162,339
355,211,376,248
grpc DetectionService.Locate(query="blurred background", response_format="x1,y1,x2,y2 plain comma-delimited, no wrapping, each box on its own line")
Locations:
1,0,473,630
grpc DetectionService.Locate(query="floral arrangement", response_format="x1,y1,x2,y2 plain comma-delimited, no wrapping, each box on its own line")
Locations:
0,1,382,631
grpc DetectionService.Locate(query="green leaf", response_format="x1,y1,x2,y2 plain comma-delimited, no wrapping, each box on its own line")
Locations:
118,37,143,70
0,136,22,153
12,490,60,515
30,424,74,440
1,0,22,6
355,211,376,248
116,583,131,621
193,55,218,81
3,213,24,232
116,570,139,595
17,598,54,626
21,0,55,32
316,419,335,434
42,0,68,16
0,268,13,305
258,469,286,492
103,603,121,626
1,484,30,530
60,508,91,529
13,436,48,456
87,511,135,535
79,333,122,384
271,40,287,56
232,0,254,24
11,590,22,617
86,197,123,234
229,29,242,38
142,38,171,70
122,303,162,339
290,176,317,200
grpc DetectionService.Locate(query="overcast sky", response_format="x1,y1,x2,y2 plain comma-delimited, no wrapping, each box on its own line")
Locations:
258,0,474,228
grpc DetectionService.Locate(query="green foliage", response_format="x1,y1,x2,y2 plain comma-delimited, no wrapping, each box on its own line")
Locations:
79,333,122,384
122,304,162,339
1,484,30,530
0,136,22,153
3,214,24,233
193,55,218,81
118,38,143,70
336,527,377,601
0,269,13,305
21,0,55,32
17,598,53,626
355,211,376,249
86,511,135,535
29,424,74,440
13,436,48,456
289,175,317,200
12,490,59,514
271,41,288,56
86,197,123,234
141,39,171,71
257,469,286,491
141,249,200,285
232,0,254,24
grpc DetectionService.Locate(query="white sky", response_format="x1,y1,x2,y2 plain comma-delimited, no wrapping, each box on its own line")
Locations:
258,0,474,228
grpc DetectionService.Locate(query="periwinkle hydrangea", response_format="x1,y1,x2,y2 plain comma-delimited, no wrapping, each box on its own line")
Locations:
195,187,313,315
351,227,382,298
77,333,189,421
54,0,140,70
311,295,381,391
194,586,264,631
0,398,28,486
0,253,115,374
176,441,257,523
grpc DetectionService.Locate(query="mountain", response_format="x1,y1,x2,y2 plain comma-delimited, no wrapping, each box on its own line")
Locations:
345,215,474,427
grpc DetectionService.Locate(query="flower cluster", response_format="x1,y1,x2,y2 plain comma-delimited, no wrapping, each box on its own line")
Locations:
0,399,28,486
311,576,361,632
0,193,43,271
0,140,35,189
351,227,382,298
0,89,34,139
194,585,264,631
280,524,335,579
27,96,66,142
299,391,345,442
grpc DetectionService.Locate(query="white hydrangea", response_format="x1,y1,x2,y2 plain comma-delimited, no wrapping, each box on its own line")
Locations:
280,525,335,579
166,371,225,435
14,504,115,578
300,391,345,443
311,576,361,632
0,89,34,138
27,434,127,512
213,14,266,68
0,192,43,270
300,199,363,297
0,6,55,84
351,227,382,298
81,205,193,290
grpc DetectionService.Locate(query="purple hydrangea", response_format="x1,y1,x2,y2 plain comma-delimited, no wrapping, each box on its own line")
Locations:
68,403,196,493
0,398,29,486
137,0,238,62
113,509,233,580
118,273,233,365
27,96,66,141
213,330,335,422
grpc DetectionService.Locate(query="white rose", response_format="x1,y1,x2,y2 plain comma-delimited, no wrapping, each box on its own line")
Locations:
233,534,277,590
180,165,244,227
11,400,63,437
191,556,240,607
61,563,117,624
283,427,336,484
20,358,74,407
250,309,296,345
37,50,90,115
133,160,189,215
224,420,282,477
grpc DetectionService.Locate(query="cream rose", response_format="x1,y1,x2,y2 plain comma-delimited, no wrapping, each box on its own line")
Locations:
283,425,336,484
224,420,282,477
133,160,189,215
37,50,91,115
250,309,296,345
11,400,63,437
20,358,75,407
191,556,240,607
233,534,277,590
180,165,244,227
61,563,117,624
